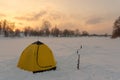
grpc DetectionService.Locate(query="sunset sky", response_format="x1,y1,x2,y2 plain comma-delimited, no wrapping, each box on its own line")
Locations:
0,0,120,34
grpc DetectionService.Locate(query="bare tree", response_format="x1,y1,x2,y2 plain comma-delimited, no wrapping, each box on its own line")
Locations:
24,26,32,37
14,29,20,37
112,16,120,38
82,31,89,36
51,26,60,37
75,29,81,37
63,29,70,37
41,20,51,36
0,22,2,34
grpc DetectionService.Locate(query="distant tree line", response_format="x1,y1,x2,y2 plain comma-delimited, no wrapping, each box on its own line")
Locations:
0,19,109,37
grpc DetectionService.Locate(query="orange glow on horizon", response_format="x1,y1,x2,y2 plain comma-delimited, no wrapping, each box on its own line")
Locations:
0,0,119,34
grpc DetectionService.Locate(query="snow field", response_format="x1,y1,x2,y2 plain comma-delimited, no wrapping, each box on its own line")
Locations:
0,37,120,80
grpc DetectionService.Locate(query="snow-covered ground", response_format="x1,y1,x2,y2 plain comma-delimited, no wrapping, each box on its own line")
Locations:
0,37,120,80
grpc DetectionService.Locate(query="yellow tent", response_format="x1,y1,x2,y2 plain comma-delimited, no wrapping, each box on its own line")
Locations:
17,41,56,73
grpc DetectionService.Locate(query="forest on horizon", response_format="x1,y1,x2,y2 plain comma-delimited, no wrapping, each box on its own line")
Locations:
0,19,111,38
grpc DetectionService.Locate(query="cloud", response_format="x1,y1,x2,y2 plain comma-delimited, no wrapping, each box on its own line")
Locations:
14,9,82,30
0,13,6,17
14,11,47,21
32,11,47,20
86,17,103,25
14,9,66,23
59,22,80,30
18,22,24,25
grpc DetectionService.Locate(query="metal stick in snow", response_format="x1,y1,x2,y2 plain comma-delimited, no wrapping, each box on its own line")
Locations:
77,45,82,70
